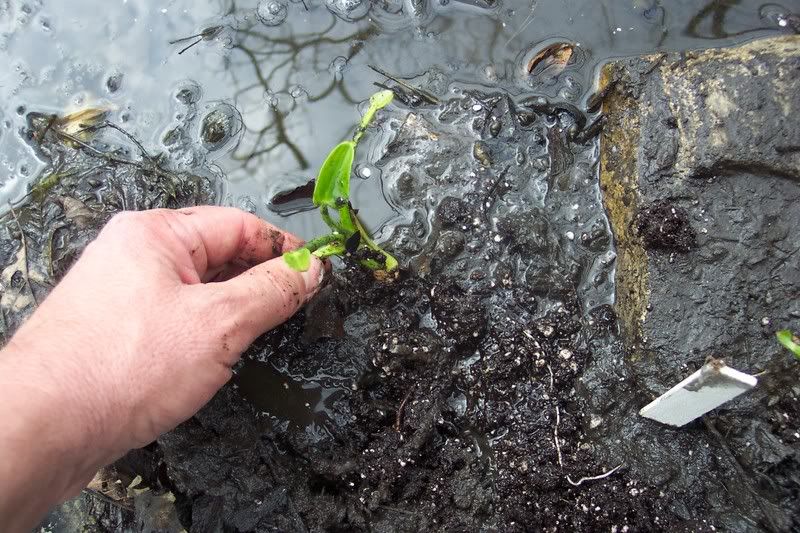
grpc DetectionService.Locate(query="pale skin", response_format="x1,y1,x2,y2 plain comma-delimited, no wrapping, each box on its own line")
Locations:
0,206,324,532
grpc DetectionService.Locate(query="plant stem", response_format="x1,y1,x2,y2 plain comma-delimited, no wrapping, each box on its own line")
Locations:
351,209,398,271
304,233,342,253
313,243,346,259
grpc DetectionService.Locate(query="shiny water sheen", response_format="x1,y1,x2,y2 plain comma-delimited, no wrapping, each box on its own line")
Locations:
1,0,796,237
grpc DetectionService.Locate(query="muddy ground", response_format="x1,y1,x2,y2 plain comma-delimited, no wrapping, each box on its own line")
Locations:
7,39,799,533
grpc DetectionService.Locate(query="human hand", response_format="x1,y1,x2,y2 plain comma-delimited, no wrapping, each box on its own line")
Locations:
0,207,323,527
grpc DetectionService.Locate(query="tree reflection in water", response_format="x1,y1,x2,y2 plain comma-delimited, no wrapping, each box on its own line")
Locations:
210,0,378,179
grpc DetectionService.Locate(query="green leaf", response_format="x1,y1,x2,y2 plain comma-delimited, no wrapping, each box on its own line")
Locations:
777,330,800,359
283,248,312,272
313,141,355,207
359,90,394,132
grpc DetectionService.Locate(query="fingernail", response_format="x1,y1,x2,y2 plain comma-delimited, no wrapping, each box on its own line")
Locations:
301,256,324,301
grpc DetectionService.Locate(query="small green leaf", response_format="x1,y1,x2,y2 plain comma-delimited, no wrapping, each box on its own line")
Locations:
313,141,355,207
354,90,394,144
359,90,394,131
284,248,312,272
777,330,800,359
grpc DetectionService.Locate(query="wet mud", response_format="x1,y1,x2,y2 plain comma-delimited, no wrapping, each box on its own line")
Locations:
150,92,668,531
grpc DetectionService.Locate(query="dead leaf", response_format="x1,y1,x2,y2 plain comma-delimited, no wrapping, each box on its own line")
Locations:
56,107,109,137
58,196,96,227
527,42,575,76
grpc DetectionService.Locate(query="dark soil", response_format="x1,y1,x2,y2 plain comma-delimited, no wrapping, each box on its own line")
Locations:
145,91,681,532
636,200,696,253
158,268,672,532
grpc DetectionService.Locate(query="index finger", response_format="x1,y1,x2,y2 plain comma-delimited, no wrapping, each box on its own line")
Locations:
173,206,303,275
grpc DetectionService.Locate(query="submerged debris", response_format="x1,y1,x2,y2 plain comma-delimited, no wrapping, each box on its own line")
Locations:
526,41,576,76
0,110,217,337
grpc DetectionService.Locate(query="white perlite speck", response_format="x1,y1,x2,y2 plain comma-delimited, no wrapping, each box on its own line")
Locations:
639,359,757,427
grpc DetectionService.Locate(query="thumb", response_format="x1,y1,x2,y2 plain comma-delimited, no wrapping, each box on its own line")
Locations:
213,254,324,352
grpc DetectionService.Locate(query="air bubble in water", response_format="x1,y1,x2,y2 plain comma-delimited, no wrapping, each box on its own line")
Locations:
329,56,349,81
175,82,202,106
326,0,369,22
356,164,378,180
290,84,308,101
264,90,294,115
257,0,288,26
558,75,581,101
760,4,799,32
264,89,278,108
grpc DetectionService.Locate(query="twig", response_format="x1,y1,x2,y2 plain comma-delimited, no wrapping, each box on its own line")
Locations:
504,0,537,47
54,129,175,181
8,204,38,307
567,464,622,487
77,121,153,160
367,65,439,105
81,489,135,513
702,417,781,532
553,405,563,468
55,130,136,166
481,165,510,218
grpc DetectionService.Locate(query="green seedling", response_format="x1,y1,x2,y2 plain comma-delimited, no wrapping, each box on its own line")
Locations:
777,330,800,360
283,90,399,276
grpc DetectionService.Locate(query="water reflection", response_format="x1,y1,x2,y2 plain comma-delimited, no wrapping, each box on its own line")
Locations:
1,0,792,210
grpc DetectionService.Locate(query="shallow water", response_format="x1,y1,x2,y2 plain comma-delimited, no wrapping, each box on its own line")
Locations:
2,0,796,234
1,0,797,427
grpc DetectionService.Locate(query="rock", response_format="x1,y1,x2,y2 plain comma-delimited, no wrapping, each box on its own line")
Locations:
594,35,800,531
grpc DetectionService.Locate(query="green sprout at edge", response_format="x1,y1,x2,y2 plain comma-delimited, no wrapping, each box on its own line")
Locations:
283,90,399,276
776,330,800,360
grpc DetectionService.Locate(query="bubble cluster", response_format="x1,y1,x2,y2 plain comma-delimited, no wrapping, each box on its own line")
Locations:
175,82,202,106
257,0,288,26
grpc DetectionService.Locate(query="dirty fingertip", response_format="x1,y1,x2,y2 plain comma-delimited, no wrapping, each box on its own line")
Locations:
300,255,324,300
281,232,305,253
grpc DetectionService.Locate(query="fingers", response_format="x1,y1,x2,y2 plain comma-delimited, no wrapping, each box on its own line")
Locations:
170,206,304,277
201,254,324,360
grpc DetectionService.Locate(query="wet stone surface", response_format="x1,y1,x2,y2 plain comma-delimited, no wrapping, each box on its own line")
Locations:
596,35,800,532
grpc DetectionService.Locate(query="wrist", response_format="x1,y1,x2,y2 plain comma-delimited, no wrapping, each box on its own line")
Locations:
0,340,113,530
